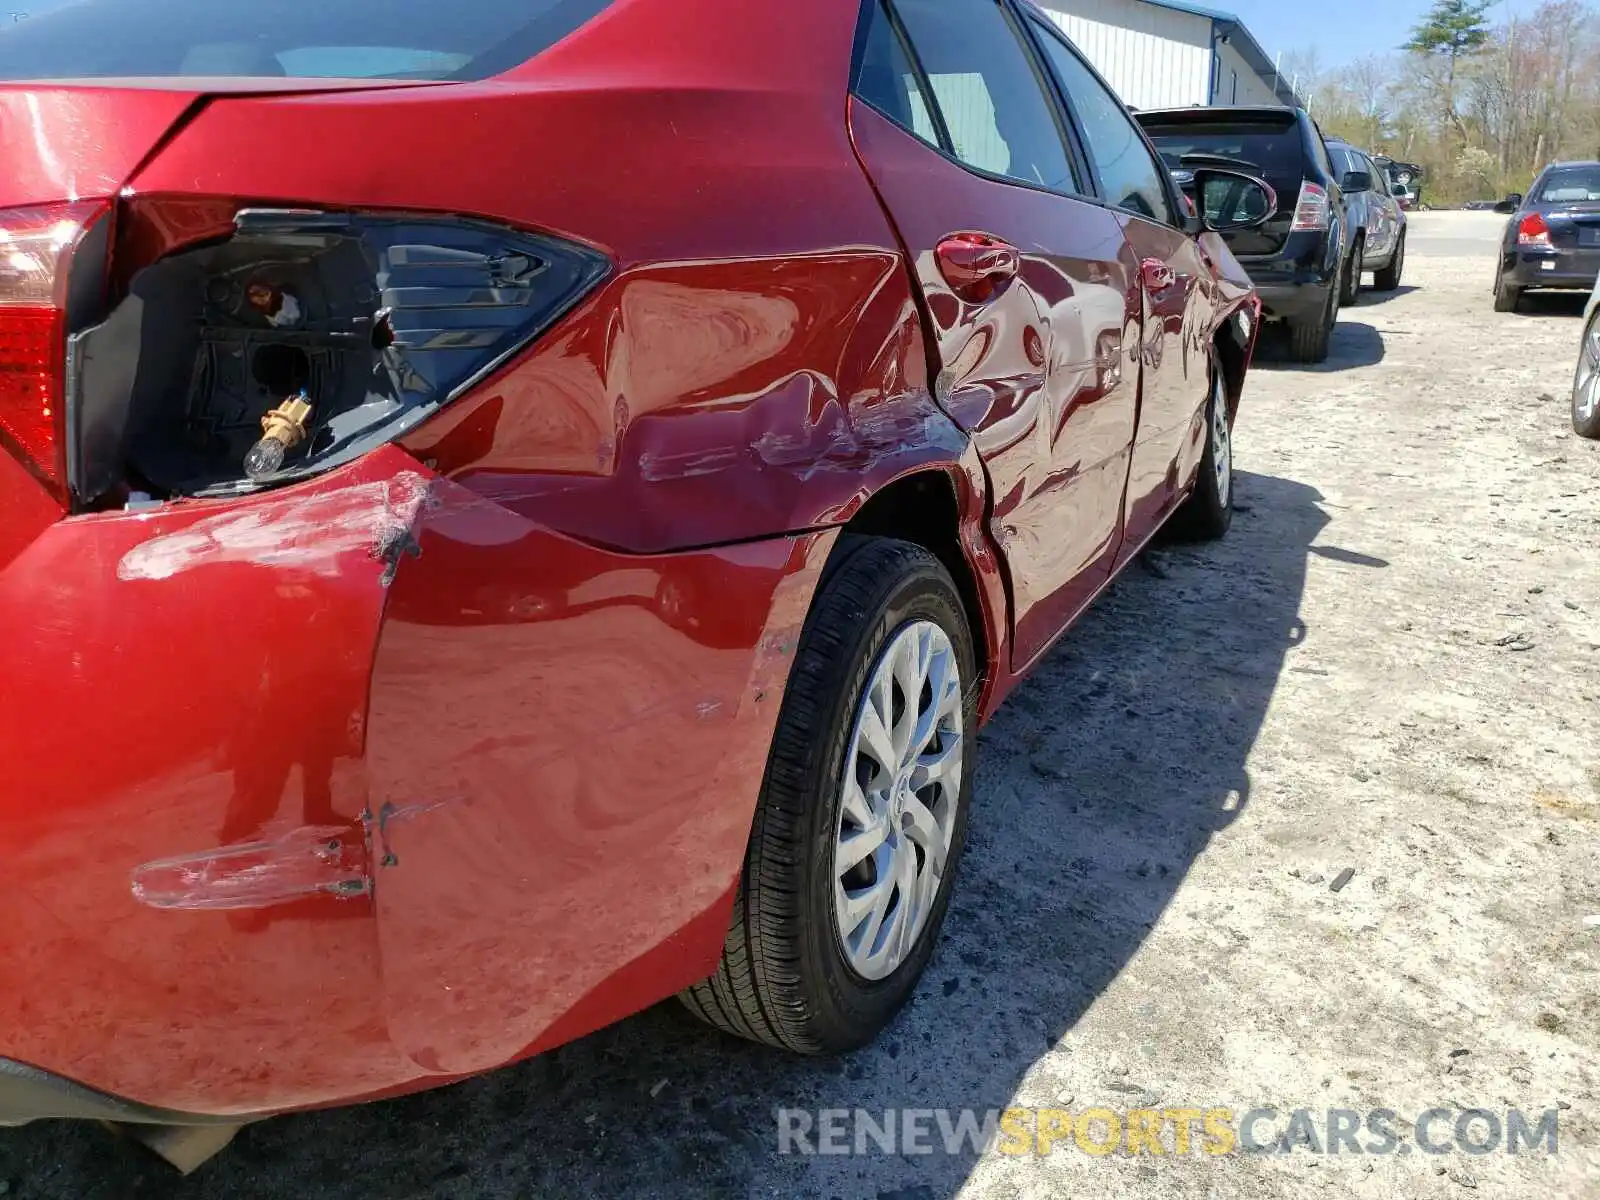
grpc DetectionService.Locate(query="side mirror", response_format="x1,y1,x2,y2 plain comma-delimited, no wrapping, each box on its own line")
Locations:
1494,193,1523,214
1190,168,1278,234
1342,170,1373,193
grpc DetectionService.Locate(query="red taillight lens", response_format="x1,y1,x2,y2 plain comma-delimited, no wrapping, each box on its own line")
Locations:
1518,212,1551,246
0,201,101,500
1290,182,1332,232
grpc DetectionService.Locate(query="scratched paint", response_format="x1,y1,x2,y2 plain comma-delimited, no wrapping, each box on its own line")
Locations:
115,473,429,582
131,825,369,911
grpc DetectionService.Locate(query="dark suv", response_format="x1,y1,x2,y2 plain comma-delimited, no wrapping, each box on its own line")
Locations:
1137,105,1353,363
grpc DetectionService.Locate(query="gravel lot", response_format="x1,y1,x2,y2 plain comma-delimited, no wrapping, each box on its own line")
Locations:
4,212,1598,1199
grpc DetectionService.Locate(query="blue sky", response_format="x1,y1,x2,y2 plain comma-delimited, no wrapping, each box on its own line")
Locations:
1220,0,1542,68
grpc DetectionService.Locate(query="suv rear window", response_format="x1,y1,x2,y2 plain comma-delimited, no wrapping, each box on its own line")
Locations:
0,0,615,82
1139,117,1306,179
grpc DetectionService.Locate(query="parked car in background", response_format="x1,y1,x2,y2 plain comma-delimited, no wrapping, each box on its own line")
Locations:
1374,156,1426,210
1493,161,1600,312
1574,274,1600,438
1326,140,1407,298
0,0,1271,1163
1138,105,1353,364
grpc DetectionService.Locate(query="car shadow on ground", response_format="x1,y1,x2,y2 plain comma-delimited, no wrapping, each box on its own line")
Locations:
1513,292,1589,318
0,472,1332,1200
1350,284,1420,306
1254,320,1385,372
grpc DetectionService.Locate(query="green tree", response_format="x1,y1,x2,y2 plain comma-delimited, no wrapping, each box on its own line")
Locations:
1404,0,1494,141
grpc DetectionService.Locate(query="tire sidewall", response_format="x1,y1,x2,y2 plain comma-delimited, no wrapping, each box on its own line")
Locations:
1343,240,1363,305
1175,370,1234,540
1575,310,1600,438
791,549,978,1046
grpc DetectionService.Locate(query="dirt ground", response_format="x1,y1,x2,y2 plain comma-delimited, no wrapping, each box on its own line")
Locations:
3,212,1597,1199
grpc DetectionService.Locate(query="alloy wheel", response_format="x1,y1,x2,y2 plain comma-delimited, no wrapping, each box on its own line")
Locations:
833,620,964,982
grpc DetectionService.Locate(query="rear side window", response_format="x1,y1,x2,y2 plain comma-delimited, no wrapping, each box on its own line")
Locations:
0,0,616,81
887,0,1080,194
1362,155,1390,195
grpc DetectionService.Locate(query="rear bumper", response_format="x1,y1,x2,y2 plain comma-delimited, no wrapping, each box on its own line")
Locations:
1250,279,1335,322
1235,231,1342,322
0,447,828,1119
1506,247,1600,289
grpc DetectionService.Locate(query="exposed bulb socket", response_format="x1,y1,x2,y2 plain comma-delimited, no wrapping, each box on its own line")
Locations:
243,392,314,480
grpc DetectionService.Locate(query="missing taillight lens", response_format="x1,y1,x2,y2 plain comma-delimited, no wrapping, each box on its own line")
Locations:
70,206,611,503
1518,213,1552,246
0,201,101,500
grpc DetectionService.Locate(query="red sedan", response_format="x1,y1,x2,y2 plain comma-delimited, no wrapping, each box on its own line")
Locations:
0,0,1266,1152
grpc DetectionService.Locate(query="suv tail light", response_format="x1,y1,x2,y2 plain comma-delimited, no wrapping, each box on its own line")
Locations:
1290,182,1332,232
0,201,102,501
1518,212,1552,247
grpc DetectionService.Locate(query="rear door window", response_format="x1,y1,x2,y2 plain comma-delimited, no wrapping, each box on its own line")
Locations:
0,0,616,81
1027,18,1175,226
853,0,943,148
887,0,1082,194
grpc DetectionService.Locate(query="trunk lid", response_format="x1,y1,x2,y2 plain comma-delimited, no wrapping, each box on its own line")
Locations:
1541,204,1600,250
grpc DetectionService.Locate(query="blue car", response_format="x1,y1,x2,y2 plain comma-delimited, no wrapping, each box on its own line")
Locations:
1494,161,1600,313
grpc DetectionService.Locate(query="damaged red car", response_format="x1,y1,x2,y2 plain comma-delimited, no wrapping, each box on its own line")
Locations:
0,0,1267,1150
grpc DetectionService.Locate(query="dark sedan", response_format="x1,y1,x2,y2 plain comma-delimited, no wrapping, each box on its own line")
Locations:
1494,161,1600,312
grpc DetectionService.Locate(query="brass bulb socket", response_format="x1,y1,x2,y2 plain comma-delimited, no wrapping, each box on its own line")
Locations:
260,397,314,450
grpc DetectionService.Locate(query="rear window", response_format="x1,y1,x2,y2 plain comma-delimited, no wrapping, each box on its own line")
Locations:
1533,166,1600,204
1139,118,1306,178
0,0,616,82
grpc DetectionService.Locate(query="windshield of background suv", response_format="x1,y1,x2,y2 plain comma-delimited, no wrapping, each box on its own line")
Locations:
1533,167,1600,204
1141,119,1305,178
0,0,615,81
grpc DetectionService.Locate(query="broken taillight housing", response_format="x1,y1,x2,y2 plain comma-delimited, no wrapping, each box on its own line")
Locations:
68,207,611,503
0,201,103,501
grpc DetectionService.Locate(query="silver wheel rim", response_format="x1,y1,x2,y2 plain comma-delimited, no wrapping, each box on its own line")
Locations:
833,620,964,982
1212,376,1232,505
1577,315,1600,424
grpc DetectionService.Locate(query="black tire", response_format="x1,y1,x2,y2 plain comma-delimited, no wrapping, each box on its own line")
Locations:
1574,308,1600,440
1288,279,1339,364
1494,260,1523,313
1169,369,1234,542
681,536,977,1054
1340,240,1363,306
1374,232,1405,292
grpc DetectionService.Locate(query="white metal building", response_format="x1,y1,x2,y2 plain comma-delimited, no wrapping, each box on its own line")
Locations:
1032,0,1301,112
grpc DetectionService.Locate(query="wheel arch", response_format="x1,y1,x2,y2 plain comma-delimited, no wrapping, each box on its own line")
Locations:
831,464,1007,705
1212,310,1252,423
